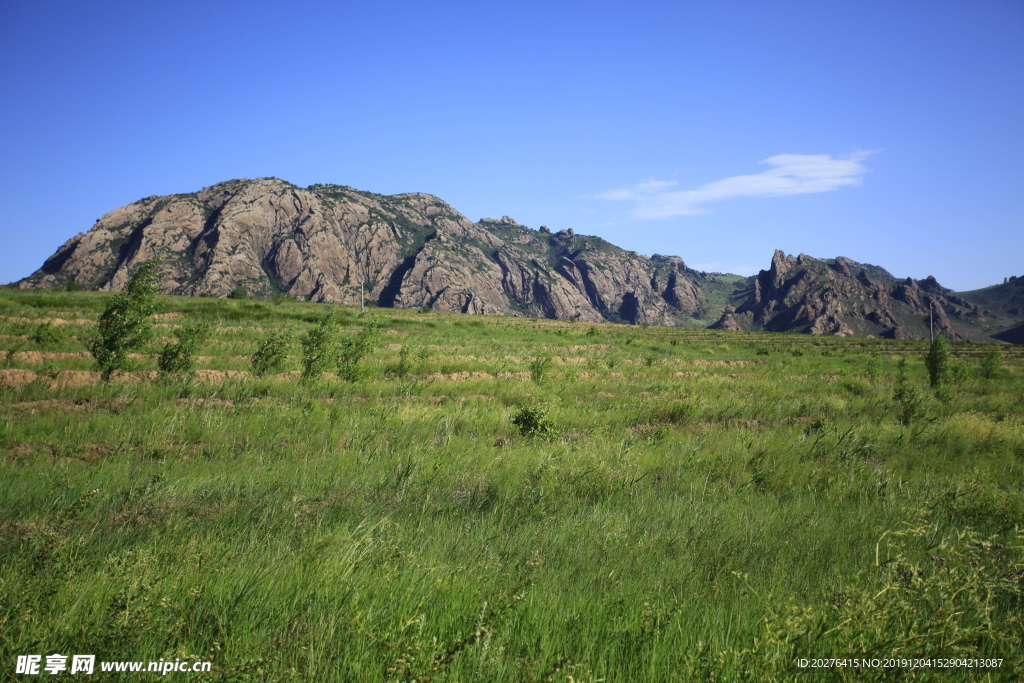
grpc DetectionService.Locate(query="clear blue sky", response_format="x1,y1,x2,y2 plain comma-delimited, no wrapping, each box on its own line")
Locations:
1,0,1021,291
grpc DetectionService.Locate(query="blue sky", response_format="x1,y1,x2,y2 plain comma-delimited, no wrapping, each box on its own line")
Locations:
1,0,1021,291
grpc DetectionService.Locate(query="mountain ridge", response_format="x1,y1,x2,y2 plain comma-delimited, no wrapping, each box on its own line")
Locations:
15,177,1023,342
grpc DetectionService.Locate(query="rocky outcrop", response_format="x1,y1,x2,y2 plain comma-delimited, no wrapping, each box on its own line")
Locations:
18,177,714,326
730,250,981,340
21,177,1019,340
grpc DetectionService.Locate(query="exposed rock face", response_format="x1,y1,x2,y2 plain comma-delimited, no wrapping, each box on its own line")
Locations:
732,250,980,340
19,177,712,325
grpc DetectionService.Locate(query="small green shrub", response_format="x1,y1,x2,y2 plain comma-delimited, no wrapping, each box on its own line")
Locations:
893,357,925,425
90,259,160,380
65,280,82,292
158,323,210,378
949,358,970,384
529,356,551,385
392,346,413,378
338,317,380,382
864,351,882,382
300,312,338,383
228,285,248,300
511,404,553,437
937,474,1019,532
924,333,950,387
32,321,70,346
251,330,291,377
979,345,1003,380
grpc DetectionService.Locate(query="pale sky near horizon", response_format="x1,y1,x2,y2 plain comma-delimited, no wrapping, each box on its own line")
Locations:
1,0,1021,291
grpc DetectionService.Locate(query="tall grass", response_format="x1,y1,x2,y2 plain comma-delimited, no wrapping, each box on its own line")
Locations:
1,290,1022,680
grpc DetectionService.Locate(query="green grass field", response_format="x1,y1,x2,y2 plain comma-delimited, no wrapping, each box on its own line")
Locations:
2,290,1022,681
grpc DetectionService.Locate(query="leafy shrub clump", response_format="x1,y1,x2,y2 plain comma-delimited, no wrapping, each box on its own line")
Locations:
529,356,551,385
158,323,210,378
924,333,950,388
338,318,380,382
251,330,292,377
893,357,925,425
300,312,338,383
90,259,159,380
512,404,554,437
391,346,413,378
32,321,70,346
228,285,248,300
979,345,1003,380
864,351,882,382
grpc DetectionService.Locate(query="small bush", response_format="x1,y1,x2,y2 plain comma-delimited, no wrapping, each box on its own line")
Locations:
893,357,925,425
158,323,210,378
337,318,380,382
65,280,82,292
864,351,882,383
228,285,248,300
32,321,70,346
512,404,553,437
300,312,338,383
949,358,970,385
392,346,413,378
529,356,551,385
979,345,1003,380
90,259,160,380
251,331,291,377
924,333,950,387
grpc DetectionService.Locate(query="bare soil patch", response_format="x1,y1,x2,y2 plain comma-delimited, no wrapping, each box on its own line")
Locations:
0,369,37,388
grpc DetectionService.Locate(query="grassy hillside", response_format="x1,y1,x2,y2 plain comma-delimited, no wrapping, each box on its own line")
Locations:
956,278,1024,342
2,290,1023,681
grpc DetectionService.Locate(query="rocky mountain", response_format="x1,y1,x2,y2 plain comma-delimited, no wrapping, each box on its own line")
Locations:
17,177,724,326
16,177,1021,342
710,250,1015,342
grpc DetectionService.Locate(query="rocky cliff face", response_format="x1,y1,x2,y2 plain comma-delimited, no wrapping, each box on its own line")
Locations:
18,177,716,325
711,250,983,340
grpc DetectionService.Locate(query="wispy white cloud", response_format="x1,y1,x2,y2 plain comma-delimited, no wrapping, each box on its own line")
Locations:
587,152,876,219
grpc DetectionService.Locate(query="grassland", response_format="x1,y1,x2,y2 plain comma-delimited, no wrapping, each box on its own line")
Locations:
1,290,1022,681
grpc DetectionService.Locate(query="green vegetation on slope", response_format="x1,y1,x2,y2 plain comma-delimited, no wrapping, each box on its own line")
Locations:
1,290,1022,681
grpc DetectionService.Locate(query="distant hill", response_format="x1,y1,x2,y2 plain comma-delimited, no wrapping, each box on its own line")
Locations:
15,177,727,326
710,251,1022,342
15,177,1023,342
